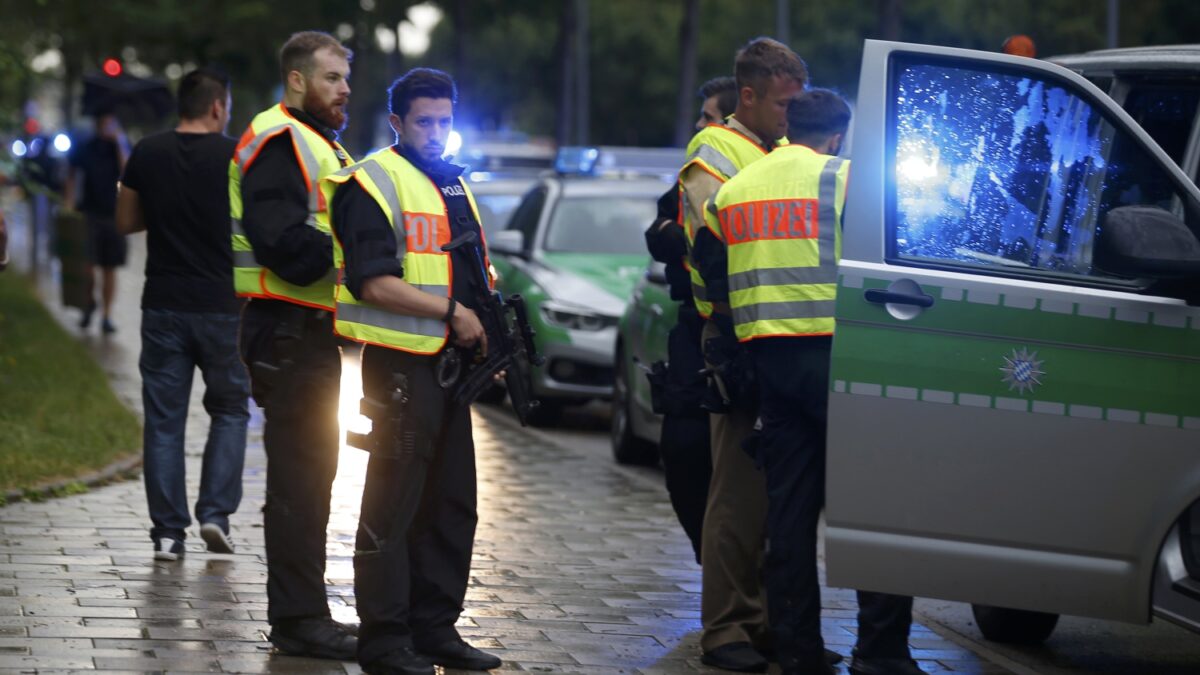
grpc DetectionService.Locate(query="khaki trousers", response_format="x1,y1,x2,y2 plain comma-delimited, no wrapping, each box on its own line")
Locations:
699,321,769,651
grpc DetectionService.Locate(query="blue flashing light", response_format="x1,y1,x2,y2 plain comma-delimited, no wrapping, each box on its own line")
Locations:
555,146,600,175
11,139,27,157
53,133,71,153
29,137,44,157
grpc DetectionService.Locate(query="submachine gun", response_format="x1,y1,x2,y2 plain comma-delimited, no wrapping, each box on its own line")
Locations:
442,231,544,426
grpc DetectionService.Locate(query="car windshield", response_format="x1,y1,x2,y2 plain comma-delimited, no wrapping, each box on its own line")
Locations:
544,195,657,254
473,194,523,235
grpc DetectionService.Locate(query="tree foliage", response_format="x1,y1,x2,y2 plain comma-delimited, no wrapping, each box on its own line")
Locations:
1,0,1198,153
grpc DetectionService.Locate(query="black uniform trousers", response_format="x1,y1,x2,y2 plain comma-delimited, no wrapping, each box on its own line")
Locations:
354,345,477,665
750,336,913,669
238,299,342,624
659,304,712,564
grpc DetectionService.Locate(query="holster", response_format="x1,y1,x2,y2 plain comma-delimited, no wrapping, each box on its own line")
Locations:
249,311,306,402
645,360,670,415
346,372,434,461
701,335,759,414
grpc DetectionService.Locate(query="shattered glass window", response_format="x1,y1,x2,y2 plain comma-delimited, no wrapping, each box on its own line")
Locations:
890,59,1187,279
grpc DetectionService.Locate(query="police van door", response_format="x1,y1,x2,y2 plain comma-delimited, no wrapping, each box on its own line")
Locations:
825,40,1200,628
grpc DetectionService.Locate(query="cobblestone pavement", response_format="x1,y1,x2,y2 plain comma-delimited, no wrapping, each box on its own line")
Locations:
1,202,1012,673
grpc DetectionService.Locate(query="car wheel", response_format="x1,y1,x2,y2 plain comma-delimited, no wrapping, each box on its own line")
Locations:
611,347,659,466
525,400,563,427
971,604,1059,644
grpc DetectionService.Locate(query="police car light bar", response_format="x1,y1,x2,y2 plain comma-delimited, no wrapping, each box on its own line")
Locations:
555,146,601,175
555,146,685,178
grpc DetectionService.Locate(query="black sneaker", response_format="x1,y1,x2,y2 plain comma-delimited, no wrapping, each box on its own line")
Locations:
363,646,435,675
416,638,502,671
101,318,117,334
269,616,357,660
153,537,185,562
79,303,95,329
199,523,234,554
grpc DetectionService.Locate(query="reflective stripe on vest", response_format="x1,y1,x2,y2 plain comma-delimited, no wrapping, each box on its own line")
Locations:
678,124,772,318
322,148,492,355
718,147,848,341
229,104,351,310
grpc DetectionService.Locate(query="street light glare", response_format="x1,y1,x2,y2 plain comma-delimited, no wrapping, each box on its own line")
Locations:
11,140,27,157
53,133,71,153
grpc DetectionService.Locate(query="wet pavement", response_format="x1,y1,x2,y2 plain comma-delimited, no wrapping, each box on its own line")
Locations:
0,197,1011,673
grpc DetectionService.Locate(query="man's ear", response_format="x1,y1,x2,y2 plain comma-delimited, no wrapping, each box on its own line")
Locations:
388,113,403,137
828,132,845,155
739,85,756,108
286,70,306,96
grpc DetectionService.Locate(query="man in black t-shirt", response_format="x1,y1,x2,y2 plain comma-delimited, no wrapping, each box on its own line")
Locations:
115,68,250,563
66,112,130,333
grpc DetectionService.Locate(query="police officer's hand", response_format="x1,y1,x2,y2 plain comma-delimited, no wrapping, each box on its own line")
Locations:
451,305,488,355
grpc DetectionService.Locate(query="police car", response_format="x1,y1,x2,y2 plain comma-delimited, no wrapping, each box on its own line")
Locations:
488,147,680,426
824,40,1200,644
613,261,674,464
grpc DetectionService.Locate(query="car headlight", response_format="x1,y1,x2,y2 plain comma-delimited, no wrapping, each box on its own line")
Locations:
541,302,618,331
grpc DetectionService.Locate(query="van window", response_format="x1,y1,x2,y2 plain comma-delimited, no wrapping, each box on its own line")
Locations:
1121,81,1200,164
888,57,1196,282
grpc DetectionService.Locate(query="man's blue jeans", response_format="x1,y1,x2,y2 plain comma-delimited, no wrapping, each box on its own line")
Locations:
140,309,250,542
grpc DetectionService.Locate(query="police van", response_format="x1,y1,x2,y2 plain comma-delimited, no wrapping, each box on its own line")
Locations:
825,41,1200,643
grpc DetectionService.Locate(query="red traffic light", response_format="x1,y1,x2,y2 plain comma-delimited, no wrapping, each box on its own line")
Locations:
102,58,122,77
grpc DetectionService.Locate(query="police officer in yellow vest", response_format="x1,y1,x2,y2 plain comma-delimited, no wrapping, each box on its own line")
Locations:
703,90,918,675
230,31,357,660
323,68,502,675
680,37,819,673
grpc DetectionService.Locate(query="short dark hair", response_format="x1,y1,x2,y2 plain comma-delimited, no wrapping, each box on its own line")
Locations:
177,68,230,120
279,31,353,82
786,88,851,145
735,37,808,95
388,68,457,119
698,76,737,118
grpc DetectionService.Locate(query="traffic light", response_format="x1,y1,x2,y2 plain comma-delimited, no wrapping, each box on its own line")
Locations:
102,58,122,77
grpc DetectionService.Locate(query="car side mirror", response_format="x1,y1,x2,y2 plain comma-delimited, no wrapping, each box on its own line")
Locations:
489,229,526,257
1095,206,1200,279
645,262,668,285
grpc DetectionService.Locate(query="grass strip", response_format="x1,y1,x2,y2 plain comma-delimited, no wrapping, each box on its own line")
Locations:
0,271,140,492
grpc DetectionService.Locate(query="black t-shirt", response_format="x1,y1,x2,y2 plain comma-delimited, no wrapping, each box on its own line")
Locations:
121,131,240,313
69,137,121,216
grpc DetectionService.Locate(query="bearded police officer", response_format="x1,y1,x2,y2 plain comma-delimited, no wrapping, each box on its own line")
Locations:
323,68,501,675
702,90,918,675
230,31,357,659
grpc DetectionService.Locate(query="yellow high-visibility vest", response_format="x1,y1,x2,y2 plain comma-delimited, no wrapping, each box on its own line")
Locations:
229,103,352,310
321,147,492,354
679,123,774,317
703,144,849,341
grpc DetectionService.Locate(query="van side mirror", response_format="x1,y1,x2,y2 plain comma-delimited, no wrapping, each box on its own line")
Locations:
489,229,526,257
1095,206,1200,279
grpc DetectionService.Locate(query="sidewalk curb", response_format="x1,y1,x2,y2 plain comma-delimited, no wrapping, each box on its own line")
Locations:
2,451,142,506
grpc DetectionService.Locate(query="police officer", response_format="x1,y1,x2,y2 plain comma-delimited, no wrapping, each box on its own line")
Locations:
681,37,811,672
231,31,356,659
703,90,919,675
645,75,737,564
323,68,502,675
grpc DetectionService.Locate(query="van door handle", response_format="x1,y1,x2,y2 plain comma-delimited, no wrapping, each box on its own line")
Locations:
864,288,934,308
